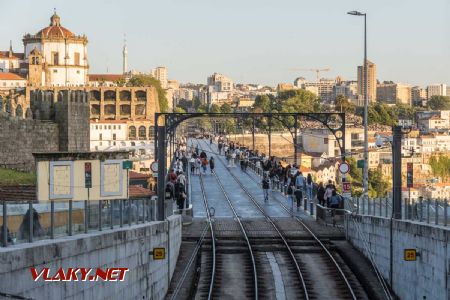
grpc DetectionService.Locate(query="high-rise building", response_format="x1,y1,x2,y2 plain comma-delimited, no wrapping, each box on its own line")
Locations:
411,86,427,105
299,78,336,103
427,84,447,99
376,83,412,105
357,60,377,103
151,66,168,89
334,80,358,103
207,73,233,92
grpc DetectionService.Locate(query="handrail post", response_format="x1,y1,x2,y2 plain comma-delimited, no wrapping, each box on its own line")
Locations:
98,200,102,231
110,200,114,229
445,199,448,226
84,200,88,233
435,199,439,225
68,200,73,236
2,201,7,247
120,199,123,227
28,200,33,243
51,200,55,239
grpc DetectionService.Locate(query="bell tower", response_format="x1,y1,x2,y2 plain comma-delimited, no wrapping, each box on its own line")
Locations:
28,47,43,87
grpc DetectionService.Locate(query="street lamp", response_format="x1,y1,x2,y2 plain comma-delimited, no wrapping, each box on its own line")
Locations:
348,10,369,204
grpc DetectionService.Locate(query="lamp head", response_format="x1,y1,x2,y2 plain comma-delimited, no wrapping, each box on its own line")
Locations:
347,10,365,16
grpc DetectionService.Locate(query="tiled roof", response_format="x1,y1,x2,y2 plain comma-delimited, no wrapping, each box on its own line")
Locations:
88,74,126,82
129,171,150,180
0,51,24,59
37,25,74,39
0,73,26,80
129,185,154,198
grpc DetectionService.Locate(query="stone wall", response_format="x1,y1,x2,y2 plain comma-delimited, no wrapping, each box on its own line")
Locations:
345,215,450,300
0,215,182,300
0,112,59,170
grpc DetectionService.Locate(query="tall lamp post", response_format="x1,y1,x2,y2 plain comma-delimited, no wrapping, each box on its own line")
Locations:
348,10,369,203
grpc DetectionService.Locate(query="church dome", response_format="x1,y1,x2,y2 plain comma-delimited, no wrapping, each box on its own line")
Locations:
36,12,75,39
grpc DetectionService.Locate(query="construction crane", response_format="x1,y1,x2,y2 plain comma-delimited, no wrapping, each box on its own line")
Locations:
289,68,331,83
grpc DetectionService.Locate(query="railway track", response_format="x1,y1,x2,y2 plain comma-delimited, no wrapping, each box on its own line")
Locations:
199,139,362,300
195,152,259,299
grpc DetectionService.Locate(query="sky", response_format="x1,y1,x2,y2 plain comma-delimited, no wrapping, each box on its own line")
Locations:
1,0,449,87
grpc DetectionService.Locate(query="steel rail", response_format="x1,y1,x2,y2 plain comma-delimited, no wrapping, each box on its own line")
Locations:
197,142,260,299
200,139,309,300
241,158,358,300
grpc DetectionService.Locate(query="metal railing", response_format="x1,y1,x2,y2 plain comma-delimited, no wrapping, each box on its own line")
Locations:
0,197,159,247
346,196,450,227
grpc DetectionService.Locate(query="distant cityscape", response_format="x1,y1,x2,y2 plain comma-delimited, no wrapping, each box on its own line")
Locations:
0,11,449,202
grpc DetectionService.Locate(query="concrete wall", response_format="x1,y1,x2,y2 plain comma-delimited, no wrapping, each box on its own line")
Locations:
0,112,59,170
345,215,450,300
0,215,182,300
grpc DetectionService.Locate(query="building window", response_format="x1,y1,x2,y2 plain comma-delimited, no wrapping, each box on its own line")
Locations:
118,125,121,129
51,52,59,65
113,125,116,130
108,125,111,129
129,126,136,139
139,126,146,140
74,52,80,65
53,69,58,73
324,138,328,144
113,133,116,140
95,125,98,130
99,133,102,141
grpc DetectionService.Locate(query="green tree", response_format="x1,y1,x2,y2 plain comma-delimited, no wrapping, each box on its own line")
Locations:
368,167,390,198
428,96,450,110
192,96,202,110
220,103,232,113
252,95,271,112
173,106,186,113
128,74,169,112
335,95,356,113
209,104,221,113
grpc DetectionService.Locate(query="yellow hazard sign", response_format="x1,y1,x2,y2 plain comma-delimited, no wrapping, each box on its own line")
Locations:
404,249,417,261
152,248,166,260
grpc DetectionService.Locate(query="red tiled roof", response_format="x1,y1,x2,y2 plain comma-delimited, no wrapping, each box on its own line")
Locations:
37,25,74,39
88,74,126,82
129,171,150,180
129,185,154,198
0,73,26,80
0,51,24,59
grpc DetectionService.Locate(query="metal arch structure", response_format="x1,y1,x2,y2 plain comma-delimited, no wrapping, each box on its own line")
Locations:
154,112,346,221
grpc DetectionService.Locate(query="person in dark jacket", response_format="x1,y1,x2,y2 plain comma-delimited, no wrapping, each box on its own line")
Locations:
317,182,326,206
209,157,215,173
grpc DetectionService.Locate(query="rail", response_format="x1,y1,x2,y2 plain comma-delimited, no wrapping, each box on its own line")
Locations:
197,142,260,299
200,140,308,300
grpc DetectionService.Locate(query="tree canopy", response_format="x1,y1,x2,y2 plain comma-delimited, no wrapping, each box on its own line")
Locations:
128,74,169,112
428,96,450,110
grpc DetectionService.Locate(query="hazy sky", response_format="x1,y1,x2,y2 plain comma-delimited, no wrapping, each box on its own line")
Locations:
1,0,449,86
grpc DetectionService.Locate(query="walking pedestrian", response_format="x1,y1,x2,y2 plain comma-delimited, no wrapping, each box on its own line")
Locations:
201,157,208,174
209,156,215,173
287,181,295,211
317,182,326,206
190,156,195,174
262,174,270,203
324,180,336,207
306,173,314,202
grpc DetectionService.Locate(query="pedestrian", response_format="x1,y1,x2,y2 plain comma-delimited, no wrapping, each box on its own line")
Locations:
294,186,303,211
201,157,208,174
218,142,223,155
295,171,306,195
168,169,177,183
324,180,336,207
262,174,270,203
306,173,314,202
317,182,326,206
231,151,236,167
190,156,195,174
287,181,295,211
195,157,202,175
209,156,215,173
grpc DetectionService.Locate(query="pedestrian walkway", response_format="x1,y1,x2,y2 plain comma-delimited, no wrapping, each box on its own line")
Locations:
189,139,311,219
